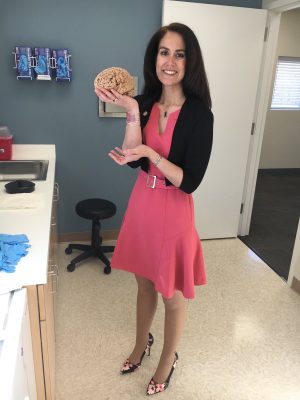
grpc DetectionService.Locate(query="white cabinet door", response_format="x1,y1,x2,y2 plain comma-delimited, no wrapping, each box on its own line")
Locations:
163,1,267,238
0,289,36,400
21,298,37,400
10,341,29,400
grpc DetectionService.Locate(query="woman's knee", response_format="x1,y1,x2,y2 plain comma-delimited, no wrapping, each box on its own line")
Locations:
135,275,155,292
162,291,186,310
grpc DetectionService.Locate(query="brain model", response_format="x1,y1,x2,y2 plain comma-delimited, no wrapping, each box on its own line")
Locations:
94,67,135,96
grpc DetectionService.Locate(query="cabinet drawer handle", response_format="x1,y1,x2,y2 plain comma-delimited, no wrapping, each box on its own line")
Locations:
48,270,58,294
48,267,55,274
53,182,60,202
48,262,58,274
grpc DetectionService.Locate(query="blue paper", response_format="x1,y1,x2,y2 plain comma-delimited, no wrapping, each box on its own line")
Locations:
33,47,52,80
15,47,34,80
52,49,72,81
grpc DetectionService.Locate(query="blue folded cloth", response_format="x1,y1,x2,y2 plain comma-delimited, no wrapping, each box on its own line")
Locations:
0,234,30,273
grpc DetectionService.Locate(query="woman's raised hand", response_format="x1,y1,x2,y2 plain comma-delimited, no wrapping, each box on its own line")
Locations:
94,87,138,113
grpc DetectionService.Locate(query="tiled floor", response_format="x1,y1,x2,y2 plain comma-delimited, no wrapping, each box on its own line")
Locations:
55,239,300,400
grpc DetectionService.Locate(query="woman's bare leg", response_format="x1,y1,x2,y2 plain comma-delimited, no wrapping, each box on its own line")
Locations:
128,275,158,364
152,290,187,383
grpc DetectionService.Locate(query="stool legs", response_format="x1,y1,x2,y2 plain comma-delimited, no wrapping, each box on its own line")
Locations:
101,245,115,253
65,219,114,274
67,249,95,271
66,244,91,252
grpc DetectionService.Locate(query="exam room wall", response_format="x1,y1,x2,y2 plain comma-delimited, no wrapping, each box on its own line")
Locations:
0,0,261,234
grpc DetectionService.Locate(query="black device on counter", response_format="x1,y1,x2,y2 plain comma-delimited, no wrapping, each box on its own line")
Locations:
5,180,35,194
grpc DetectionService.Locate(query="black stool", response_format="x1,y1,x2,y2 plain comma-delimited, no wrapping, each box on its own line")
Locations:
65,198,117,274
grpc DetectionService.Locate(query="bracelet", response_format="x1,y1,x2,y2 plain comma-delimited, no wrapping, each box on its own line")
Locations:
153,154,163,167
126,112,140,126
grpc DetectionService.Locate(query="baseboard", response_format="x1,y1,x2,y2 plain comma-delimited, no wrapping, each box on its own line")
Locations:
291,277,300,296
58,229,119,243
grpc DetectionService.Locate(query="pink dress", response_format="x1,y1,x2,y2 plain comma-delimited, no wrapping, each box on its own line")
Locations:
110,103,206,299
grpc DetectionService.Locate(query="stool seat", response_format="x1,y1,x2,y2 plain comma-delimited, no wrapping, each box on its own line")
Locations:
65,197,117,274
76,198,116,220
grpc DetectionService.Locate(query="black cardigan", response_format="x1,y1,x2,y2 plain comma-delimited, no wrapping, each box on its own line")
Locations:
128,94,214,194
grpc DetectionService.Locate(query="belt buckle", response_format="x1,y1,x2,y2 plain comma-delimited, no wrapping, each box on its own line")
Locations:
146,174,157,188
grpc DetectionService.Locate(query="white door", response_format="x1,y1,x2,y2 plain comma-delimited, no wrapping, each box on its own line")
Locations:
163,1,267,239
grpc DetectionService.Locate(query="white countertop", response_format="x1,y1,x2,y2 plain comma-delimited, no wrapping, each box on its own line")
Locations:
0,145,56,294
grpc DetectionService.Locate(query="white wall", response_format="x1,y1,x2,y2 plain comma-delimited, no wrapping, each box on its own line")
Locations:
288,218,300,285
259,9,300,168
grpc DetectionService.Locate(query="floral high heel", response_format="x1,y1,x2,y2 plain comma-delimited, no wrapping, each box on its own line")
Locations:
120,332,154,374
146,352,178,395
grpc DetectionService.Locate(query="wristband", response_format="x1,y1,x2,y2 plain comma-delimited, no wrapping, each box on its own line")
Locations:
126,112,140,126
154,154,163,167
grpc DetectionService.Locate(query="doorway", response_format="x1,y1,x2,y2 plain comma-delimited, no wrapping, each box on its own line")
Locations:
239,6,300,280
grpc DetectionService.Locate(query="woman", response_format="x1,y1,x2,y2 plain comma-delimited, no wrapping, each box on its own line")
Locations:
95,22,213,396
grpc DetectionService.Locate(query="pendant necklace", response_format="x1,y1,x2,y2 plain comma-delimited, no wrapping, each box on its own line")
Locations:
160,96,185,119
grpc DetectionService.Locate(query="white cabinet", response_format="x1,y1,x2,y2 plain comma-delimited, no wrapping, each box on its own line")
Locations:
0,289,36,400
27,183,59,400
0,145,57,399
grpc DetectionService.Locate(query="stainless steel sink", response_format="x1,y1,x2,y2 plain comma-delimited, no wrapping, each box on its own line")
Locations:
0,160,49,181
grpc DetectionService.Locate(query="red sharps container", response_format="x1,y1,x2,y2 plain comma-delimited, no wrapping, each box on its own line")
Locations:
0,126,13,160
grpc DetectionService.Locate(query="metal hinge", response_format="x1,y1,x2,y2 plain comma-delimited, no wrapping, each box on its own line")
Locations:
251,122,255,136
264,26,269,42
21,346,24,357
240,203,244,214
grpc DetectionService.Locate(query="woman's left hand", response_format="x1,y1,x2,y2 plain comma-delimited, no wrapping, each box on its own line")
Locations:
95,88,138,113
108,145,150,165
